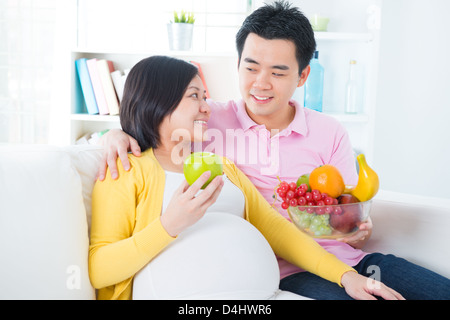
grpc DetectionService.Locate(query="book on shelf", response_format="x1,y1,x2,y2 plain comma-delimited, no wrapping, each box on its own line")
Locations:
75,58,99,115
190,61,210,99
97,59,120,115
110,68,130,103
76,129,110,145
86,58,110,115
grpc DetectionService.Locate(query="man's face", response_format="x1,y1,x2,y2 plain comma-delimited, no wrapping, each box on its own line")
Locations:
238,33,309,125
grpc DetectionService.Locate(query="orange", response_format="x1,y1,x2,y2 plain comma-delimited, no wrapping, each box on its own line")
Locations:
308,164,345,198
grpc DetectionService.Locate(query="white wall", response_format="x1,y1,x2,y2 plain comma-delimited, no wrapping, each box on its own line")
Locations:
76,0,247,53
374,0,450,201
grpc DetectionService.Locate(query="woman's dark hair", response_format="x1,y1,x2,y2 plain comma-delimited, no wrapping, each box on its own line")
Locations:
236,0,316,74
120,55,198,152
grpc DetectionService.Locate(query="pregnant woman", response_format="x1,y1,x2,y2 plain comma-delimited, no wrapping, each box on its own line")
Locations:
88,55,402,300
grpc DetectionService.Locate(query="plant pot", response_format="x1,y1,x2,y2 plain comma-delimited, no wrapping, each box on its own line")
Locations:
167,23,193,51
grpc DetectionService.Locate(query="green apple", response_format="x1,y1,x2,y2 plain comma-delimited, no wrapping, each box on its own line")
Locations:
296,173,311,191
183,152,223,189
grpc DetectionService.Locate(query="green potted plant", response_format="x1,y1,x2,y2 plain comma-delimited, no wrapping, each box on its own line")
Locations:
167,10,195,51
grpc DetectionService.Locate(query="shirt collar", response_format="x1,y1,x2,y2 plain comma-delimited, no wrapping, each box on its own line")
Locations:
288,99,309,136
234,99,309,136
234,99,260,131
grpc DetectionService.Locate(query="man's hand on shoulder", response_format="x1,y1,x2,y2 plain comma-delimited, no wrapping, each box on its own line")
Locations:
97,129,141,180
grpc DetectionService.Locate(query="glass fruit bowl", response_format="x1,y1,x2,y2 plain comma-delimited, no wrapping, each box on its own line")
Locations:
287,200,372,239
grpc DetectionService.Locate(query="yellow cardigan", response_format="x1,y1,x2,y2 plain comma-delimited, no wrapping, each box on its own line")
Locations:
89,149,354,300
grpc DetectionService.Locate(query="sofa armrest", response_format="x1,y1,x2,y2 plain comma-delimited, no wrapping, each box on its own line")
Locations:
0,144,100,299
365,199,450,279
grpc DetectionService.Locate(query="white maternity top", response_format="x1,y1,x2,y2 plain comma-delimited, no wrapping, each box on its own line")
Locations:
132,171,282,300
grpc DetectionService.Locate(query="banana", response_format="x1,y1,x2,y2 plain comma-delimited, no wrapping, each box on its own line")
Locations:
345,154,379,202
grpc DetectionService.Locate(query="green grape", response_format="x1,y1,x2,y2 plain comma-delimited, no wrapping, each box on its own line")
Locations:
298,219,311,229
309,223,319,233
300,212,312,222
318,225,332,236
311,215,323,227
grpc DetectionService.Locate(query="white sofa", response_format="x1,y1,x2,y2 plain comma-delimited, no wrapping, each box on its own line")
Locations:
1,144,449,299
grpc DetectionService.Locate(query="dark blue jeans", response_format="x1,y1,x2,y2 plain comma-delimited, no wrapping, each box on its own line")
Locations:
279,253,450,300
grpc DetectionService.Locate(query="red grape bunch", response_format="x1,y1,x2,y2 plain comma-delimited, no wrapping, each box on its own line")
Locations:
275,181,342,215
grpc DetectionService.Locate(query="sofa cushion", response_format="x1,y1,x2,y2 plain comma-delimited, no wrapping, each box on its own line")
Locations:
0,145,99,299
366,199,450,279
63,145,103,234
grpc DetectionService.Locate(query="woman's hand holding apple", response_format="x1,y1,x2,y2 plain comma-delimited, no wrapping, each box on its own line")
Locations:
160,171,224,237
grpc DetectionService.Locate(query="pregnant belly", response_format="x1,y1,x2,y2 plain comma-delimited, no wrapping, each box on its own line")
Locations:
133,212,280,299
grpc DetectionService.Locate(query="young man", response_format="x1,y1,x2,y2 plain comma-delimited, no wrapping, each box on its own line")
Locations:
98,1,449,299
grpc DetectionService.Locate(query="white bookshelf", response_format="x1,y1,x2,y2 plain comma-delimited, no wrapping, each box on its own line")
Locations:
70,114,120,122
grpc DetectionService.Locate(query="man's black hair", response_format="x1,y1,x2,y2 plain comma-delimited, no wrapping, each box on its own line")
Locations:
236,0,316,74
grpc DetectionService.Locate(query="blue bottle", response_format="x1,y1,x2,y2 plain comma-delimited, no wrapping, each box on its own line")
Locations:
304,51,324,112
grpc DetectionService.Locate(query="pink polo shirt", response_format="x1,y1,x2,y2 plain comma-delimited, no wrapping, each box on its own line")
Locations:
204,99,368,279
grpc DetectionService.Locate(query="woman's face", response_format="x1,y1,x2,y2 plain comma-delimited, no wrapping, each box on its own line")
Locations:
159,75,210,146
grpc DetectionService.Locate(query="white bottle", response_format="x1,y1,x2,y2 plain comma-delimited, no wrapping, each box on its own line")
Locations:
345,60,357,114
